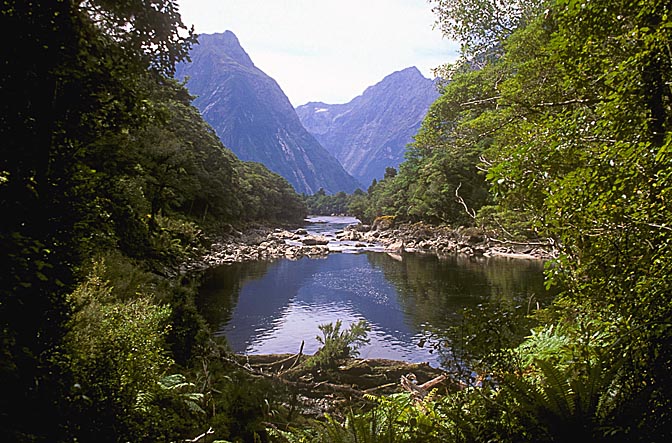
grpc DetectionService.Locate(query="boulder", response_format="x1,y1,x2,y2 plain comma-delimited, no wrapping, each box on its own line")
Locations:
372,216,395,231
386,240,405,253
301,236,330,246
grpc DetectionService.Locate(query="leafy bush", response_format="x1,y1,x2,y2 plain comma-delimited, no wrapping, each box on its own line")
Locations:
65,259,175,441
149,214,204,265
271,391,473,443
305,320,370,370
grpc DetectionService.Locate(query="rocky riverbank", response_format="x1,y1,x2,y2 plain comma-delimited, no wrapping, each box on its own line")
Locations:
182,217,556,272
349,218,557,260
179,225,328,273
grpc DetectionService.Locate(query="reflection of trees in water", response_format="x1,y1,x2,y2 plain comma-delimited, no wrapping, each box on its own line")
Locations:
200,254,549,334
367,253,550,329
366,253,483,329
197,260,275,328
365,253,554,368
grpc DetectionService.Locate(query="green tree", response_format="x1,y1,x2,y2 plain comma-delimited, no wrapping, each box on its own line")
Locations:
0,1,194,440
239,162,306,223
450,0,672,438
431,0,547,61
347,188,371,222
358,0,672,440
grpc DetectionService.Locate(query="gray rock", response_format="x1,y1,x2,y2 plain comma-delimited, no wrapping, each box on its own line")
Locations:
301,236,330,246
386,240,405,253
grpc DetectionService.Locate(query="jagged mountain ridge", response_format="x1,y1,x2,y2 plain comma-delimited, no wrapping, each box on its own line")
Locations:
175,31,360,194
296,67,439,187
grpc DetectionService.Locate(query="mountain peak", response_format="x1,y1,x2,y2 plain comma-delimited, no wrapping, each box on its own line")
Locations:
390,66,423,78
197,31,255,68
175,32,360,194
296,68,439,186
368,67,427,91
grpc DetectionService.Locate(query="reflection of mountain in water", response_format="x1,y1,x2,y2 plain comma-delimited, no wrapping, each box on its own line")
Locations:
199,258,326,347
294,254,410,334
198,260,276,329
219,258,327,351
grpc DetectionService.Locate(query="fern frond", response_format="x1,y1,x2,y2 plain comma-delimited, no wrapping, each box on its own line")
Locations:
159,373,193,390
536,359,574,418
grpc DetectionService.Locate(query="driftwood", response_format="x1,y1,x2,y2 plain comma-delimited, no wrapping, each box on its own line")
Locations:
400,373,449,400
488,237,554,247
248,341,305,374
224,352,365,400
224,350,457,417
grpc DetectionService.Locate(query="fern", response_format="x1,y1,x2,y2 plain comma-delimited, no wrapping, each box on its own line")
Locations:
270,392,447,443
535,359,574,418
504,356,624,441
136,373,205,415
517,324,572,367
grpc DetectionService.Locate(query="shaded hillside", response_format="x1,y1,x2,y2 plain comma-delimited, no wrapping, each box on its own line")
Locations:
176,31,360,194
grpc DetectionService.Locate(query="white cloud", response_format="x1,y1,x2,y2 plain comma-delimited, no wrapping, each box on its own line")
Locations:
178,0,459,105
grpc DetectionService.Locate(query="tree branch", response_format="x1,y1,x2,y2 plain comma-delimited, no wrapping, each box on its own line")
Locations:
183,427,214,443
455,183,476,219
460,96,501,107
534,98,596,108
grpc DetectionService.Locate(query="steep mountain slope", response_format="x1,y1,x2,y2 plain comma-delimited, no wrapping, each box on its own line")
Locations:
296,67,439,187
175,31,359,194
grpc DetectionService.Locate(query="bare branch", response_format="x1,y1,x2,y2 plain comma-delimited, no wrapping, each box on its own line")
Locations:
488,238,555,247
460,96,501,107
455,183,477,219
479,155,493,167
183,427,214,443
534,98,596,107
647,223,672,231
478,115,518,138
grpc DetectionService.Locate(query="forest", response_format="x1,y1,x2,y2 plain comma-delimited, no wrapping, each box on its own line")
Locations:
2,0,671,442
1,1,304,441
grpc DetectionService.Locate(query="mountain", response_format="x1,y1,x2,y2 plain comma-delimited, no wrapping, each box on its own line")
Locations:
175,31,360,194
296,67,439,187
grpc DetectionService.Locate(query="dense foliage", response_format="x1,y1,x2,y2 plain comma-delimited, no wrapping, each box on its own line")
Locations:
0,1,305,441
301,168,398,224
303,188,369,219
280,0,672,441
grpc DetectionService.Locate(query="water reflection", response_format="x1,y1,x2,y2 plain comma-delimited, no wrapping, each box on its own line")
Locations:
367,253,549,330
199,251,551,367
197,260,276,328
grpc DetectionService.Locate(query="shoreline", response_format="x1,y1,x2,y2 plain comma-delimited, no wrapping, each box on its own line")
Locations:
182,218,557,273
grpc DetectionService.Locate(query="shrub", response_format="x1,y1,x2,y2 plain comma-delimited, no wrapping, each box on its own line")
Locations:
305,320,370,370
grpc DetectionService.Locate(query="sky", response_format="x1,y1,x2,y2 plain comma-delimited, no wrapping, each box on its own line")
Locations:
177,0,460,106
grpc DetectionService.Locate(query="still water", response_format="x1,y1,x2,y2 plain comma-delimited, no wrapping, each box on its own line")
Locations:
198,218,551,367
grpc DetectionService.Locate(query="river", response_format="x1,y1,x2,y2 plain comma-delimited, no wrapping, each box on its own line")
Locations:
198,216,552,367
